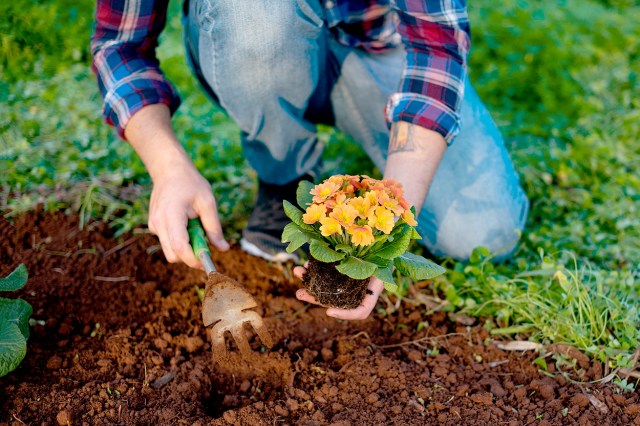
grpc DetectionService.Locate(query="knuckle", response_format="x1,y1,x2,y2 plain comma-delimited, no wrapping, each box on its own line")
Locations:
171,242,187,256
198,193,217,210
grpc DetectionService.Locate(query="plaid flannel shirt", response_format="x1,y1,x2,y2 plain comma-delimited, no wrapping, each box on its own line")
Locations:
92,0,470,143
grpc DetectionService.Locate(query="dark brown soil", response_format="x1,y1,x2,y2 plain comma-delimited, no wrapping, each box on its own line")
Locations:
302,258,369,309
1,210,639,425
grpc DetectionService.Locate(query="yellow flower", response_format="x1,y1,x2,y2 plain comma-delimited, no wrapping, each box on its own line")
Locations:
348,196,372,218
365,190,379,206
347,224,375,247
329,204,358,227
402,209,418,226
302,203,326,224
320,217,342,237
310,181,340,203
368,206,395,234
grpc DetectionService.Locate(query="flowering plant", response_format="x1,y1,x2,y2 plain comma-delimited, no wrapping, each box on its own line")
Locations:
281,175,445,297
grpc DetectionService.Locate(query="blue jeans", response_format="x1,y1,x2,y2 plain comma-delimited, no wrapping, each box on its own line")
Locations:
184,0,529,261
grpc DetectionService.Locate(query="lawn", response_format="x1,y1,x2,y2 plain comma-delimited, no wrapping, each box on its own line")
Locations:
2,0,639,385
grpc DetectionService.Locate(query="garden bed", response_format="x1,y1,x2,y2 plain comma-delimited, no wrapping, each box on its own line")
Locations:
1,211,638,425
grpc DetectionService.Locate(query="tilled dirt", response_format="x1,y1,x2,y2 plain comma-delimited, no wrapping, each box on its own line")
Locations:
1,211,639,425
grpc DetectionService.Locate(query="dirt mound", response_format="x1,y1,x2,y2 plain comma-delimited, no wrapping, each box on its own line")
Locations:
1,211,638,425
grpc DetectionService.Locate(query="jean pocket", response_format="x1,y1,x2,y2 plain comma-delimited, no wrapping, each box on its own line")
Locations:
193,0,217,34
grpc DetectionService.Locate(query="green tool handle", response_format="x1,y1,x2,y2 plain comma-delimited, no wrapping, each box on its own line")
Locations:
187,218,216,274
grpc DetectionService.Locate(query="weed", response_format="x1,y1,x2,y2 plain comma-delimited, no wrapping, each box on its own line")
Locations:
612,377,636,393
0,264,32,377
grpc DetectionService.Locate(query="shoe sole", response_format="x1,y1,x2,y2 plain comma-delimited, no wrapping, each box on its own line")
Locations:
240,238,300,263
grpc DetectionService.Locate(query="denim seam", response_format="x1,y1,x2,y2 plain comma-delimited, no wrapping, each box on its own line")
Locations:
334,67,384,168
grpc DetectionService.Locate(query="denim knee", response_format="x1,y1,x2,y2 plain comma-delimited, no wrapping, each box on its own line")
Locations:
419,190,530,263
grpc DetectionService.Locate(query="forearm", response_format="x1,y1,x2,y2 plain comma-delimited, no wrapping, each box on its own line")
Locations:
124,104,194,183
388,1,470,144
384,122,446,212
91,0,179,138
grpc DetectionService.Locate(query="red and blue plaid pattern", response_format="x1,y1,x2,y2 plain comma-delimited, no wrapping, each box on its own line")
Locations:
91,0,469,142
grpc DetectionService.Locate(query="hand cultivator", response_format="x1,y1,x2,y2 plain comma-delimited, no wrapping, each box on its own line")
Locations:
187,219,273,360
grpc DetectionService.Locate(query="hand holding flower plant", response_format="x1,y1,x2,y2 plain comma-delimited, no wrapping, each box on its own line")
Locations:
282,175,445,309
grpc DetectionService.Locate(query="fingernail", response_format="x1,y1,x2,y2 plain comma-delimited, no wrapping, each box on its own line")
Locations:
217,239,230,250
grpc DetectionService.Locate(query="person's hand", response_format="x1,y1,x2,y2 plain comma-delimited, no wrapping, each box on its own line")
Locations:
148,160,229,269
293,263,384,320
122,104,229,269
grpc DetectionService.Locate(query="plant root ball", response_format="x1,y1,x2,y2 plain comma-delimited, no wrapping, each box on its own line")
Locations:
302,258,370,309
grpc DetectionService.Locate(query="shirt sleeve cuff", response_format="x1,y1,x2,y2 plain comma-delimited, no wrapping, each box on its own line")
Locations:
385,92,461,144
104,83,181,140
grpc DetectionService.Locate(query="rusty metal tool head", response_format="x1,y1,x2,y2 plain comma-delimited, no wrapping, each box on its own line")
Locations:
188,219,273,360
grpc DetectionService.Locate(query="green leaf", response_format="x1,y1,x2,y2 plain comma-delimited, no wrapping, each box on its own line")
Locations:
296,180,315,209
383,282,399,293
373,233,391,244
0,264,28,292
363,255,392,268
334,244,352,254
335,257,378,280
283,200,304,226
281,223,310,253
374,264,395,286
309,241,345,263
368,225,412,260
394,252,446,280
411,228,422,240
0,298,33,339
0,321,27,377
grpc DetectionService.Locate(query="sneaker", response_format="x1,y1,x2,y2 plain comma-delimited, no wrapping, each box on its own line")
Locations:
240,175,312,263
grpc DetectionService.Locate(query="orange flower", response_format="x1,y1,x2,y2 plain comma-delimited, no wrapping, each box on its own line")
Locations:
368,206,395,234
343,183,356,195
386,182,410,210
347,224,375,247
382,178,402,191
402,209,418,226
329,204,358,227
325,192,347,210
349,175,367,190
398,196,410,211
310,181,340,203
327,175,346,186
319,217,342,237
348,196,372,218
302,203,326,224
365,178,386,192
375,190,404,215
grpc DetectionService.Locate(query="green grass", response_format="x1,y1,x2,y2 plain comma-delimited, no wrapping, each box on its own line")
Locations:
436,248,638,372
1,0,638,377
